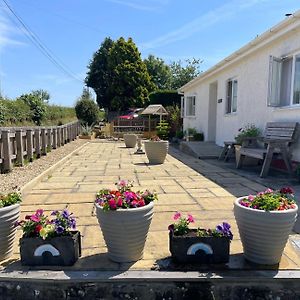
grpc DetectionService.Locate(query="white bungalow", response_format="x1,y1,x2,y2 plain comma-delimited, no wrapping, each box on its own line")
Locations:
179,10,300,161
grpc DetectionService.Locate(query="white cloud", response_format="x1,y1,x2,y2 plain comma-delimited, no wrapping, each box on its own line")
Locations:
140,0,271,50
106,0,169,11
0,11,26,52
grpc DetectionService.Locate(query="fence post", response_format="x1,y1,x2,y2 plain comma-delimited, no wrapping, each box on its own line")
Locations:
53,128,57,149
16,129,24,166
57,127,61,147
63,126,67,144
35,128,41,158
61,126,65,145
2,130,12,172
26,129,33,161
47,128,52,152
41,128,47,155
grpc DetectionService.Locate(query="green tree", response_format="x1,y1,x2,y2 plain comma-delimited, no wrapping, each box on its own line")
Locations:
108,37,154,111
75,88,100,125
169,58,202,89
85,37,114,109
144,55,171,90
18,90,49,125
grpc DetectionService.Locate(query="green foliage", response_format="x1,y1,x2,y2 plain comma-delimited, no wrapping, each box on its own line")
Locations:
144,55,171,90
0,100,5,125
0,192,22,208
175,130,184,139
108,37,154,110
169,58,202,89
81,123,93,136
149,90,181,107
75,89,100,125
156,120,170,140
165,104,182,138
185,128,204,141
235,124,261,145
18,90,49,126
85,37,115,109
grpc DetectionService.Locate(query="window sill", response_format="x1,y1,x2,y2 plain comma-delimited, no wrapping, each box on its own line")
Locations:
272,105,300,111
224,112,237,117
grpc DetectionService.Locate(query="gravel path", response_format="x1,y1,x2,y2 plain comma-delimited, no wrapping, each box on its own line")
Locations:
0,139,87,194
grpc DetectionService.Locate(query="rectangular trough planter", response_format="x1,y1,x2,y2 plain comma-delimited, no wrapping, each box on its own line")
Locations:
20,231,81,266
169,230,230,264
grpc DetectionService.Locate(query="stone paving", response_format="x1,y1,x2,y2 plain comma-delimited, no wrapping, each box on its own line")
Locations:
1,140,300,272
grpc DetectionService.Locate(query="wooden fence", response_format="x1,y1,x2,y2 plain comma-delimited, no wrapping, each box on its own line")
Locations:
0,121,81,173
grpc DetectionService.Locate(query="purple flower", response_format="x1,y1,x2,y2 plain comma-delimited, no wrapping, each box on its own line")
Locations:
51,210,59,216
62,209,70,219
56,226,64,234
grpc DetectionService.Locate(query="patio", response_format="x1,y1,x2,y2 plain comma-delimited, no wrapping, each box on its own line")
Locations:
0,140,299,298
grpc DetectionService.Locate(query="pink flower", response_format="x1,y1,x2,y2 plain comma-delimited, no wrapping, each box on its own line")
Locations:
30,215,40,222
264,188,273,194
118,180,128,187
116,197,123,207
108,199,117,210
173,212,181,220
138,199,145,207
187,214,195,223
36,209,44,216
248,195,255,201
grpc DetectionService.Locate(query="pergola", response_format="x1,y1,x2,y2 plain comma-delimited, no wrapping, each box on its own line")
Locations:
140,104,168,135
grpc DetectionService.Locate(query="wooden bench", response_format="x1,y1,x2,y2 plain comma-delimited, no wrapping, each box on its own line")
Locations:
219,141,238,161
236,122,299,178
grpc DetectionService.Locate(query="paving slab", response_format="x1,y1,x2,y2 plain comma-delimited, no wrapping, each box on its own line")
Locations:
1,140,300,278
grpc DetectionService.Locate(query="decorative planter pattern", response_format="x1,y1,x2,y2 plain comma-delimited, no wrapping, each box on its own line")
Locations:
0,204,20,261
95,202,154,263
169,230,230,264
123,134,137,148
144,140,169,164
20,231,81,266
234,197,298,265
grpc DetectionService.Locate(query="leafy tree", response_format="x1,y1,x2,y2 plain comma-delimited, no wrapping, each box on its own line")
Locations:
169,58,202,89
18,90,49,125
75,88,100,125
108,37,154,111
144,55,171,90
85,37,114,109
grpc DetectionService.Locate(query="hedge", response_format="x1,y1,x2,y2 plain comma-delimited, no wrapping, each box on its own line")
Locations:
149,90,181,107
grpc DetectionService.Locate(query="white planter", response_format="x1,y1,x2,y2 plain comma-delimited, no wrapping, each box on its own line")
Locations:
234,197,298,265
0,204,20,261
95,202,154,262
144,140,169,164
123,134,137,148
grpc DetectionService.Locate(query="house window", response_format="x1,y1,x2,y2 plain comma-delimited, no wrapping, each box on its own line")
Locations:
268,54,300,106
185,96,196,116
226,79,238,114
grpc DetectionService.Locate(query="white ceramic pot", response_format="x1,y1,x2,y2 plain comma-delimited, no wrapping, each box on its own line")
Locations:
123,134,137,148
95,202,154,263
234,197,298,265
0,203,20,261
144,140,169,164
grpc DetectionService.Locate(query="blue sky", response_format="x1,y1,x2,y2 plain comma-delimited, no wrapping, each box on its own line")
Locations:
0,0,299,107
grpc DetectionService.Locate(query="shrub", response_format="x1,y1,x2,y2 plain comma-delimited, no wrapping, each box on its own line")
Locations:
156,120,170,140
235,124,261,145
165,104,182,138
149,90,181,107
75,98,100,126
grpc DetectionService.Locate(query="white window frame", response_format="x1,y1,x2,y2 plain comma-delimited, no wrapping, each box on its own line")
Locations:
268,53,300,107
185,95,196,117
226,78,238,114
180,96,184,118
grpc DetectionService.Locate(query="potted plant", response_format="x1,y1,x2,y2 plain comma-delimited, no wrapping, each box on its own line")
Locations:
95,180,157,262
144,135,169,164
17,209,81,266
79,123,95,140
168,212,233,264
0,192,22,261
234,187,298,265
234,124,261,165
123,133,138,148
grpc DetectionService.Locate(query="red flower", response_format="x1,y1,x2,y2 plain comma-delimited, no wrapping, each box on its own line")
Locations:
138,199,145,207
35,224,43,233
117,197,123,207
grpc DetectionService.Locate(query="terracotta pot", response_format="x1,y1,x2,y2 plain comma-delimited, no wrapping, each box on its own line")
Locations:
234,197,298,265
123,134,137,148
144,140,169,164
95,202,154,262
0,204,20,261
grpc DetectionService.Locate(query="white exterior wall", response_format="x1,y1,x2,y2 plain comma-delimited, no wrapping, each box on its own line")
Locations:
183,27,300,161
